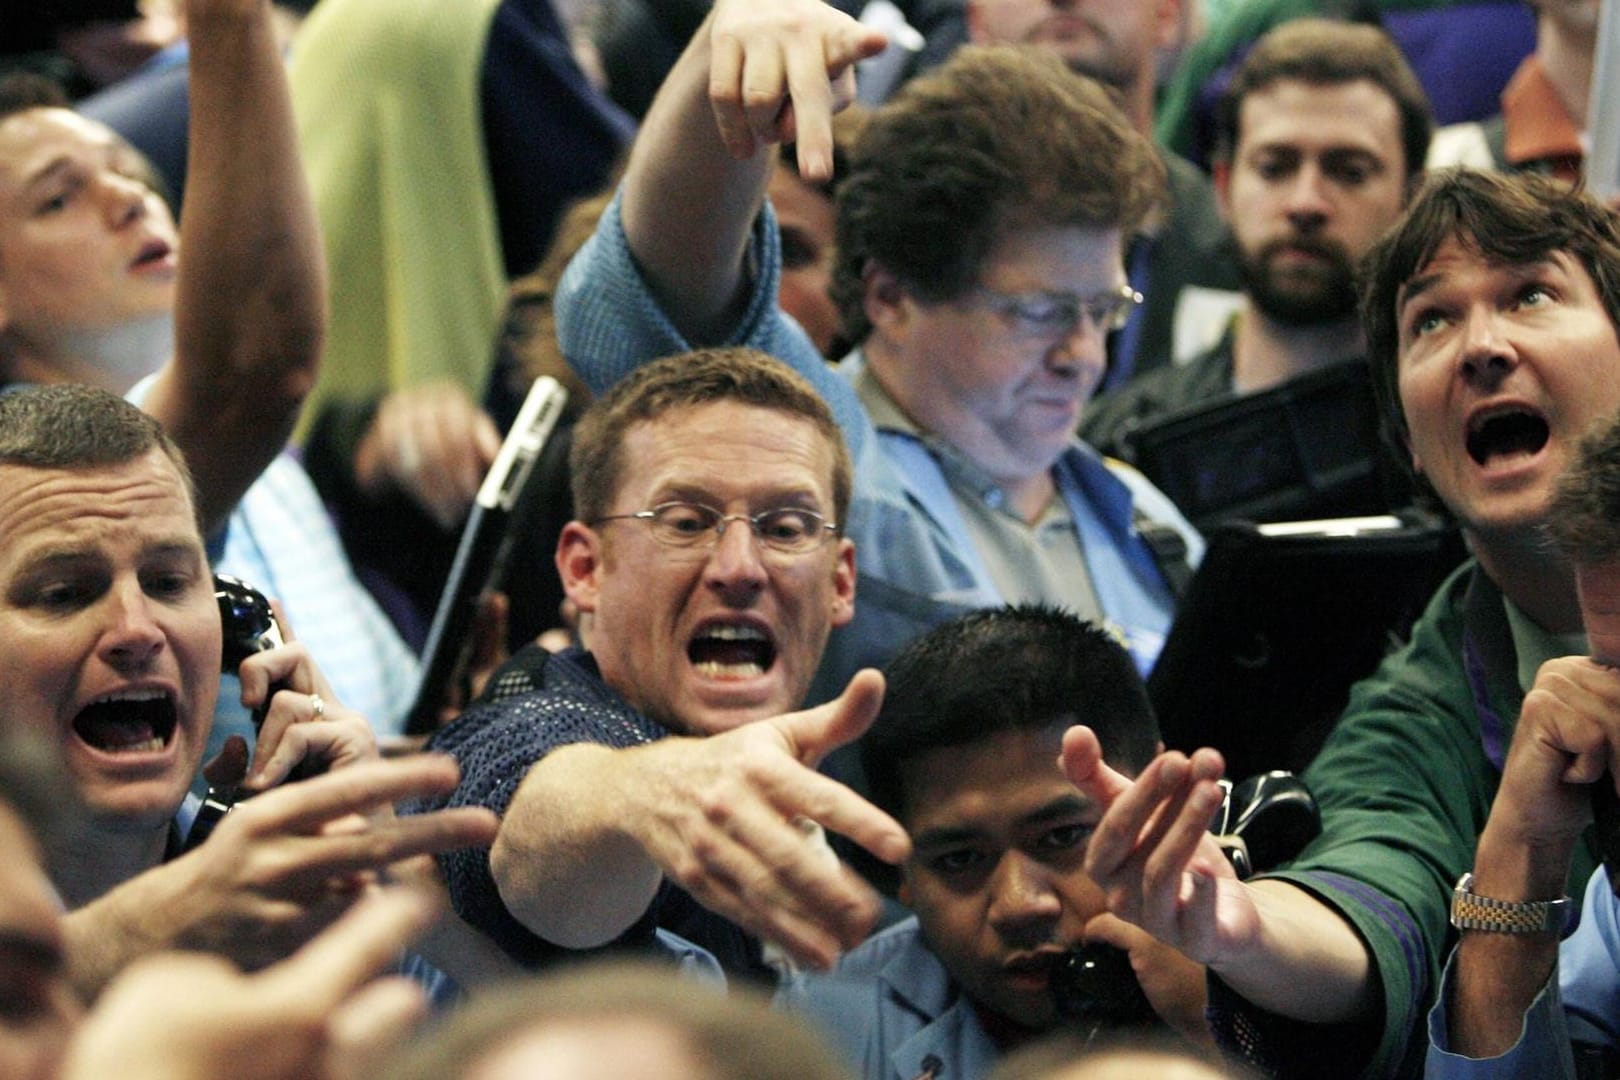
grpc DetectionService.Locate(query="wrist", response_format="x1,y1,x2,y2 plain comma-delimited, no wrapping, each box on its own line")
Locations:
1471,823,1577,904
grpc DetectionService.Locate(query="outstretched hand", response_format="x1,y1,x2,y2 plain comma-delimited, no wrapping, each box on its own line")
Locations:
1063,726,1260,967
625,668,910,968
706,0,887,181
159,755,493,969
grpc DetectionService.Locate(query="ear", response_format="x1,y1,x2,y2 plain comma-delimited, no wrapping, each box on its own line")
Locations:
1212,158,1233,222
829,537,857,628
862,261,912,344
556,521,605,615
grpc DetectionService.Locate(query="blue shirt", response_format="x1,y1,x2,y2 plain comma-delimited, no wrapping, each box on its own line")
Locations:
779,916,1001,1080
1425,867,1620,1079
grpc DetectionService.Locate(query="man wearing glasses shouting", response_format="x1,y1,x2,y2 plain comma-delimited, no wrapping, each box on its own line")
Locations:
411,348,912,985
554,0,1202,710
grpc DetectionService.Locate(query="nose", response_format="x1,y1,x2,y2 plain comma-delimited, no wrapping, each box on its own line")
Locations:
703,515,769,600
99,581,166,671
1456,304,1519,385
988,852,1063,946
1049,317,1107,389
1283,162,1331,230
99,171,150,230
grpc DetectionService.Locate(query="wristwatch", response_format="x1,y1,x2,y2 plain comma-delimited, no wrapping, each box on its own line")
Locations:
1450,871,1570,934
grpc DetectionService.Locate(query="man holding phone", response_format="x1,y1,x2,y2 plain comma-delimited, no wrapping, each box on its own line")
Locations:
779,606,1210,1078
0,384,498,998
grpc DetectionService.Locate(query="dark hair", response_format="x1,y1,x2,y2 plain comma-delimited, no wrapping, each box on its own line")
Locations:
0,384,200,527
0,72,70,121
568,347,852,525
862,605,1160,823
1547,410,1620,564
1359,169,1620,464
830,45,1164,345
384,963,852,1080
1213,18,1432,183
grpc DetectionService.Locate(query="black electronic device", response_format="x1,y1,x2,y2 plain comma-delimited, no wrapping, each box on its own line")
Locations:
406,376,569,735
1148,512,1461,781
1123,360,1412,531
185,575,286,851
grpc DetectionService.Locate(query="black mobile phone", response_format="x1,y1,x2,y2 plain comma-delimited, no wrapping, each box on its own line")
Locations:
216,574,286,732
184,576,285,852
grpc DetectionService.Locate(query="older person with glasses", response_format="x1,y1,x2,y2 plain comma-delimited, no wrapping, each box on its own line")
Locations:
554,0,1202,718
405,347,911,996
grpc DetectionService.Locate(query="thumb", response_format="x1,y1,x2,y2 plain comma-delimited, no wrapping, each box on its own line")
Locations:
1060,725,1133,806
777,668,885,767
203,734,251,789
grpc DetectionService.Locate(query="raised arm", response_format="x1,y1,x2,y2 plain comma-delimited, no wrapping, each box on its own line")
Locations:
619,0,883,344
143,0,324,533
489,670,910,968
1063,728,1378,1025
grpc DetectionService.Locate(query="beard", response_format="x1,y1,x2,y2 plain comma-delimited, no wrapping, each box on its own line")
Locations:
1238,234,1359,326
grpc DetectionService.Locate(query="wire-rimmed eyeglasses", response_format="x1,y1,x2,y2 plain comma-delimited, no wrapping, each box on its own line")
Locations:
591,501,840,556
966,283,1144,337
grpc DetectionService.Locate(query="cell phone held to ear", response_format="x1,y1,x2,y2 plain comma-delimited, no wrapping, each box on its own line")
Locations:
183,575,286,852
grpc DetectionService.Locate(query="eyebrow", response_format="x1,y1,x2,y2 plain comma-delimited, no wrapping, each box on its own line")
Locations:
910,794,1091,850
1399,258,1563,314
21,155,75,195
14,539,203,574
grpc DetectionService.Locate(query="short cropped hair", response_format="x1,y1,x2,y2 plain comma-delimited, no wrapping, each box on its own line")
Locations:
385,963,852,1080
568,347,853,525
1547,410,1620,564
863,605,1161,823
1359,169,1620,459
830,45,1165,345
0,385,199,527
1213,18,1432,183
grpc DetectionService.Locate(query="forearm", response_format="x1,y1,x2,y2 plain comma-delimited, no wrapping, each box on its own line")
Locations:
1209,879,1378,1024
489,743,663,949
619,9,772,345
1446,825,1571,1058
164,0,325,529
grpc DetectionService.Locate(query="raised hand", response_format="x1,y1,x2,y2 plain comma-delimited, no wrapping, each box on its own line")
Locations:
1063,726,1259,967
706,0,887,180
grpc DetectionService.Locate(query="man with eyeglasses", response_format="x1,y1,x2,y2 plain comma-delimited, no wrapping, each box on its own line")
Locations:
554,0,1203,714
1081,20,1432,469
408,347,912,988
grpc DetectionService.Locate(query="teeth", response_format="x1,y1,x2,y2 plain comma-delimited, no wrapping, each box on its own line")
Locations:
694,660,765,679
108,737,167,754
701,625,767,642
89,689,167,706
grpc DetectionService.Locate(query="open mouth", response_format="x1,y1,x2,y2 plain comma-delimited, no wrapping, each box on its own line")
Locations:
130,239,173,270
1466,407,1549,466
73,689,177,754
687,623,776,680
